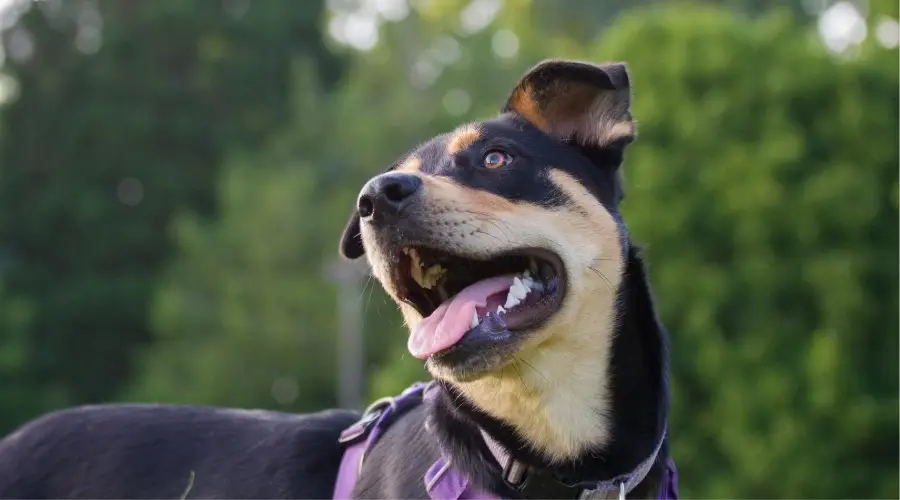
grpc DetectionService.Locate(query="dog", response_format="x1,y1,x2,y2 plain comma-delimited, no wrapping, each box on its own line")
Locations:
0,59,676,499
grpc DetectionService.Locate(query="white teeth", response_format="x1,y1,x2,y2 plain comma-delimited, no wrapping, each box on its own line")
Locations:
503,272,540,311
497,306,506,315
518,275,534,290
511,277,528,300
470,312,479,328
529,259,539,274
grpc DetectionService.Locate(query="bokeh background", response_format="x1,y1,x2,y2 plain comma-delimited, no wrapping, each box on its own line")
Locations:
0,0,896,497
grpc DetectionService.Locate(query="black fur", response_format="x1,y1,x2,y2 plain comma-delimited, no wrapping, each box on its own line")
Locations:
0,404,359,498
0,59,672,499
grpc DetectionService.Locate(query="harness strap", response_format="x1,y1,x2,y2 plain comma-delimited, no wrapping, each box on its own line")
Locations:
333,382,430,499
425,456,499,500
332,382,679,500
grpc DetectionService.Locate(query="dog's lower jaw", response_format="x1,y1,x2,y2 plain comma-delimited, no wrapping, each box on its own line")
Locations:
440,296,618,464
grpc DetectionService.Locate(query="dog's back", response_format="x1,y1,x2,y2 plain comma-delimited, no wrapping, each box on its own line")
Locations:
0,404,358,499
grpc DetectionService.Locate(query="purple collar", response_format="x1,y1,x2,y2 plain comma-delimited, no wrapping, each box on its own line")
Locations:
332,382,679,499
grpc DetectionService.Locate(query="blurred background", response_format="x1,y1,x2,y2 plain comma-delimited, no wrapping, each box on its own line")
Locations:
0,0,896,497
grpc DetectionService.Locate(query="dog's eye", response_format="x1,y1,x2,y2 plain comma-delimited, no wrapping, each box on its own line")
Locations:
483,150,512,169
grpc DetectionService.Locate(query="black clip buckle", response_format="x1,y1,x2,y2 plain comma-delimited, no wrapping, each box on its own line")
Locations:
337,396,395,445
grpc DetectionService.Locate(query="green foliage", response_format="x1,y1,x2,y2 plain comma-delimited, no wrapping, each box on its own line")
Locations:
591,7,898,497
0,0,341,431
127,162,341,410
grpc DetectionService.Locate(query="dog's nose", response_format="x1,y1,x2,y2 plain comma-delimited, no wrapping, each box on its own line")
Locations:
357,172,423,222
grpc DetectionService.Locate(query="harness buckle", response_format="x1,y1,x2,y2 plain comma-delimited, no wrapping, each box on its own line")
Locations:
337,396,396,445
501,459,531,493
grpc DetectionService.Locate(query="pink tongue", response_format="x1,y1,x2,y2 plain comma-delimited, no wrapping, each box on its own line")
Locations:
407,275,515,359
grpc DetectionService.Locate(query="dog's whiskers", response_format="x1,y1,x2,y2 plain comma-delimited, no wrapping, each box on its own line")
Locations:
587,265,614,292
519,358,549,385
511,360,527,392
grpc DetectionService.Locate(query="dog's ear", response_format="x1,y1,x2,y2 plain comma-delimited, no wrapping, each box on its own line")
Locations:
503,59,635,148
339,211,364,259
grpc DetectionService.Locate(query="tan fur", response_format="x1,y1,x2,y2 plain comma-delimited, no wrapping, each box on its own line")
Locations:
446,125,481,154
506,84,549,132
395,156,422,173
360,170,624,462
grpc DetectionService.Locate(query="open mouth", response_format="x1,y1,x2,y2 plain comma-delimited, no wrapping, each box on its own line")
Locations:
394,246,566,359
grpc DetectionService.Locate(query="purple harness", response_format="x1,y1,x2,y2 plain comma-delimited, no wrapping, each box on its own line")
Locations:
332,382,679,499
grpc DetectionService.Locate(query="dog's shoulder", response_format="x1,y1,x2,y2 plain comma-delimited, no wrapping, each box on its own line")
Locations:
0,403,359,499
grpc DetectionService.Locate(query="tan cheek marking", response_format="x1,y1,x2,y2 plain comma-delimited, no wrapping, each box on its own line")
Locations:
547,169,625,296
507,85,549,132
420,175,518,214
395,156,422,173
548,169,622,244
446,125,481,155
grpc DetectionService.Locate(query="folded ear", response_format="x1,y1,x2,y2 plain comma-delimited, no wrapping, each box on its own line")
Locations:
339,211,364,259
503,59,635,148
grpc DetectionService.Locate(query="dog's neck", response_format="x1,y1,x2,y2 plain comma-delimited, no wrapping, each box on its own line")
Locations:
426,244,669,496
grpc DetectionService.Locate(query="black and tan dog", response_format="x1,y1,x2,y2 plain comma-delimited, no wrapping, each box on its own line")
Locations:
0,59,674,499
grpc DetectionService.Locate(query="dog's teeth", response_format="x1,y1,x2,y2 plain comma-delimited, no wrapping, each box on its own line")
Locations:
511,278,528,300
517,276,532,291
529,259,539,274
504,292,520,309
497,305,506,315
523,269,531,279
470,312,479,328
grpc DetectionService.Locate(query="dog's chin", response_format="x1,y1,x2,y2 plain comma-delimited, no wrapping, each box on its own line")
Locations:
423,325,532,382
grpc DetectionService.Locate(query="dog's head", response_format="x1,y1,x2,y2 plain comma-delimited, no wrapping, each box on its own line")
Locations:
339,60,637,459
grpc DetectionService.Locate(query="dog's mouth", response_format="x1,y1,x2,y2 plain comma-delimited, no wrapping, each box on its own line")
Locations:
393,246,566,360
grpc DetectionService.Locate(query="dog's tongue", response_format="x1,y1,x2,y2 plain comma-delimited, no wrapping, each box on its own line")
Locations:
407,275,515,359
